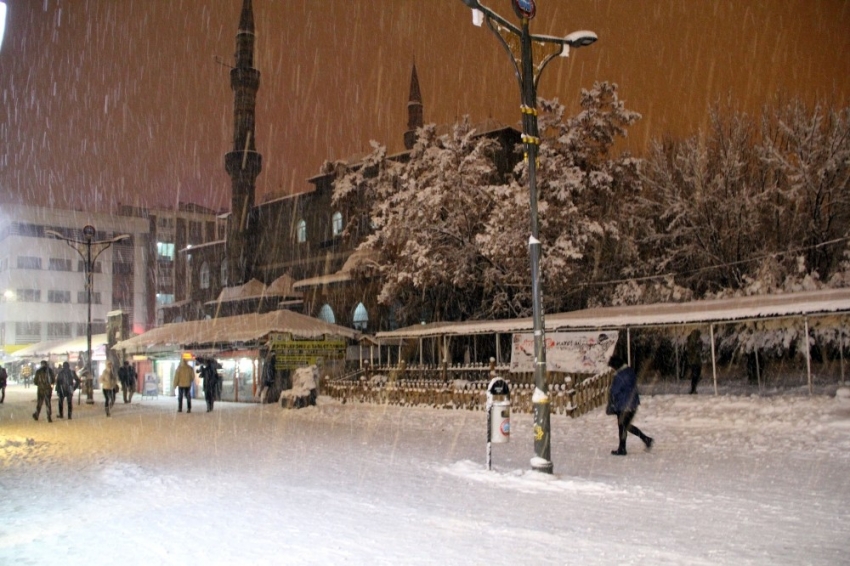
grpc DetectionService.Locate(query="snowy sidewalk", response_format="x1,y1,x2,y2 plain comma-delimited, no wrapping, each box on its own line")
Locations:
1,384,849,565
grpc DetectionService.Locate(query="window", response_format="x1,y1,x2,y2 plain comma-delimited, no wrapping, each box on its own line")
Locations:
47,323,72,338
200,261,210,289
353,302,368,330
220,258,228,286
77,291,102,304
317,303,336,324
156,242,175,261
297,219,307,243
48,290,71,304
17,256,41,270
156,293,174,306
332,212,344,236
48,258,72,271
16,289,40,302
113,262,133,275
15,322,41,343
78,261,102,273
189,221,203,245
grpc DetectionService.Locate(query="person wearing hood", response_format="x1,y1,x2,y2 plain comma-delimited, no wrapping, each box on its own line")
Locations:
607,354,653,456
32,360,55,422
173,358,195,413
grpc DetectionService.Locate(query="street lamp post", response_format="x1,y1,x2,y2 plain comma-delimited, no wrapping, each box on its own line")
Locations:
459,0,597,473
45,226,129,404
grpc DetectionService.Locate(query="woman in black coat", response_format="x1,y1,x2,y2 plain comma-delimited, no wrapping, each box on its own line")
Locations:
607,355,653,456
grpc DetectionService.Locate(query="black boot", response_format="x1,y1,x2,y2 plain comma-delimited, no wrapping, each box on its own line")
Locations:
611,439,627,456
644,436,654,450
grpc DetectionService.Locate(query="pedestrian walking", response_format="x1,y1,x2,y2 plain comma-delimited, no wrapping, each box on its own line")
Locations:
54,362,81,419
686,329,702,394
32,360,55,422
201,359,221,412
173,358,194,413
606,354,653,456
118,360,138,404
259,352,276,403
0,363,7,403
100,361,118,417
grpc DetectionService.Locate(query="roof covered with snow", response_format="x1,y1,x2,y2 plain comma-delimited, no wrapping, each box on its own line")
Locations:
11,333,109,358
114,310,359,354
376,288,850,339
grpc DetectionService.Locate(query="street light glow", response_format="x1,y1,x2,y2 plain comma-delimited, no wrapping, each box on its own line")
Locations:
0,2,6,53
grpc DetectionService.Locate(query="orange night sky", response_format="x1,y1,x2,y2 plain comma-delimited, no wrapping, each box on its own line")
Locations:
1,0,848,212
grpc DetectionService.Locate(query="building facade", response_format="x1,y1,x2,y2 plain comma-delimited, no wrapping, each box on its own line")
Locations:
0,205,149,356
165,0,521,336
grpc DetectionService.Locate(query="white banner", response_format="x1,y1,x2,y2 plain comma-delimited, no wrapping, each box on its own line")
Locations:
510,331,619,374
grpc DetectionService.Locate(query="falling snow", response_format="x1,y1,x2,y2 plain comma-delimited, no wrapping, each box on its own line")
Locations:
1,383,849,565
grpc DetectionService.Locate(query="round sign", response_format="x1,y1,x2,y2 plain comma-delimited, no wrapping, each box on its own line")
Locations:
82,225,96,240
500,420,511,436
512,0,536,20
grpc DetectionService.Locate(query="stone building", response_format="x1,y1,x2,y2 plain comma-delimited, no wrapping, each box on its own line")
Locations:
165,0,521,334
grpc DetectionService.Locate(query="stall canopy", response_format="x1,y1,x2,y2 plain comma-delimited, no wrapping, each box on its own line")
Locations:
114,310,360,355
11,333,108,359
375,288,850,340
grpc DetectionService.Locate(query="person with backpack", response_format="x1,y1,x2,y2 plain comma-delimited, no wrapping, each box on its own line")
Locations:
607,354,653,456
54,362,81,419
32,360,55,422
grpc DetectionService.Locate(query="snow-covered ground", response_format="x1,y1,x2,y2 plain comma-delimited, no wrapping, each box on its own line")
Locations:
1,383,849,565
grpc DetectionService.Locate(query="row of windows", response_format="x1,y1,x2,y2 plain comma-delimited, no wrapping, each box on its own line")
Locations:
13,321,107,339
296,211,344,243
8,289,102,304
15,256,103,273
0,222,111,243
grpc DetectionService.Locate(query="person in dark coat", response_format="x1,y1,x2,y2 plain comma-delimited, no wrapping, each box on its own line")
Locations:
201,360,221,412
607,354,653,456
32,360,55,422
686,329,702,394
0,363,7,403
259,353,276,404
118,360,138,404
54,362,81,419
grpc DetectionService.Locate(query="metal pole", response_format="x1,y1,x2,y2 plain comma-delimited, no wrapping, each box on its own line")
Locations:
518,18,552,474
85,239,94,404
459,0,596,474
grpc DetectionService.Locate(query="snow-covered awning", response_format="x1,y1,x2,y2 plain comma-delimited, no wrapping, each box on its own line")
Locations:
376,288,850,339
113,310,359,355
209,275,302,306
293,248,379,290
11,333,109,358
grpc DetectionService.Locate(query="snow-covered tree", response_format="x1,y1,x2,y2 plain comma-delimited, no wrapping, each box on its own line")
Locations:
331,83,641,323
636,99,850,300
332,119,508,324
479,82,642,312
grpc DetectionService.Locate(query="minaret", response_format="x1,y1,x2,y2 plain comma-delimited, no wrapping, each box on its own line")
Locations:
225,0,262,286
403,63,423,150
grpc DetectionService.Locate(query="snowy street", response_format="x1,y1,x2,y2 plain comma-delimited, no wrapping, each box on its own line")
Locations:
1,383,849,565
